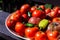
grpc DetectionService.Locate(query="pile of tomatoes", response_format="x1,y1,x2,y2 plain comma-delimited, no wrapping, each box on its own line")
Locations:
6,4,60,40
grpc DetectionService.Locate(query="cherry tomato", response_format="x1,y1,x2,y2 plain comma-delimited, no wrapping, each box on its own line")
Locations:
35,31,47,40
58,10,60,17
52,17,60,23
53,6,60,13
45,8,51,14
15,10,21,15
50,11,57,18
47,30,58,40
40,11,46,19
58,10,60,14
38,5,45,10
22,14,28,19
25,27,39,38
32,10,42,18
28,17,40,24
15,22,26,36
6,19,16,28
10,12,21,21
30,6,37,13
20,4,30,14
22,13,29,23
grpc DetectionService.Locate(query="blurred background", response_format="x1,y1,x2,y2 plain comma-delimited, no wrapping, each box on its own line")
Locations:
0,0,60,13
0,0,37,13
0,0,26,13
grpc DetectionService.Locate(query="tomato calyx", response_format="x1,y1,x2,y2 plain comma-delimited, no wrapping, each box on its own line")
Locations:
37,8,43,10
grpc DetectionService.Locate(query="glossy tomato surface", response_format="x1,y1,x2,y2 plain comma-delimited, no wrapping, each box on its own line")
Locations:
25,27,39,38
32,10,42,18
15,22,26,36
35,31,47,40
20,4,30,14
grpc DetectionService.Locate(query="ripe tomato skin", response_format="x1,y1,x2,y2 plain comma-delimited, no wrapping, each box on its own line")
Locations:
47,30,58,40
38,5,45,10
15,10,21,15
20,4,30,14
30,6,37,13
6,19,16,28
32,10,42,18
53,6,60,13
58,10,60,17
50,11,57,18
40,11,46,19
35,31,47,40
52,17,60,23
15,22,26,36
22,14,28,19
25,27,39,38
10,12,21,22
22,14,29,23
58,10,60,14
45,8,51,14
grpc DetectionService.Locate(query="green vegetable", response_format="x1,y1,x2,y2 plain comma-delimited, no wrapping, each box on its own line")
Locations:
25,23,34,27
37,8,43,10
39,19,49,30
45,4,52,9
27,12,31,17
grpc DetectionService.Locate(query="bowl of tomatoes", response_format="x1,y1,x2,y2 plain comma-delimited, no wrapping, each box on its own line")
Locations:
5,4,60,40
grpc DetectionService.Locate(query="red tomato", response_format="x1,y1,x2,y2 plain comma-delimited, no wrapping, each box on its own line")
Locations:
28,17,40,24
53,6,60,13
52,17,60,23
6,19,16,28
40,11,46,19
58,10,60,17
38,5,45,10
22,14,28,19
20,4,30,14
58,10,60,14
47,31,58,40
30,6,37,13
32,10,42,18
45,8,51,14
22,14,29,22
10,12,21,21
15,22,26,36
15,10,21,15
50,11,57,18
25,27,39,38
35,31,47,40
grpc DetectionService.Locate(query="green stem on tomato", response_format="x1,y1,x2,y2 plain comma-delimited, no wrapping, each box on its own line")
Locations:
37,8,43,10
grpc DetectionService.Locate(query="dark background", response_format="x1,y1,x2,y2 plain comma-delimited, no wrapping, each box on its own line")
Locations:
0,0,60,13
